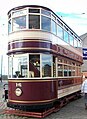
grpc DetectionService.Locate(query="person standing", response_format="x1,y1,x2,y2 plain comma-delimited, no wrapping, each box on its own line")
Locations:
81,76,87,109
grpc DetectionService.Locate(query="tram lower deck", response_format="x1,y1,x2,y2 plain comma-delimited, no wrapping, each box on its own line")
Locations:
7,75,82,111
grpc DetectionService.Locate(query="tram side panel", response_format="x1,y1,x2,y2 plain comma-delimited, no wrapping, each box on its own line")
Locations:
58,77,82,99
7,79,58,109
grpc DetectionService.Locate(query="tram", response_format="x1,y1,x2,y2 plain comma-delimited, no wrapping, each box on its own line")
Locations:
7,5,83,113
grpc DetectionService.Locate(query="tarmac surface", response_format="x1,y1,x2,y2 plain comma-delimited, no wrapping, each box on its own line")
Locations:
0,81,87,119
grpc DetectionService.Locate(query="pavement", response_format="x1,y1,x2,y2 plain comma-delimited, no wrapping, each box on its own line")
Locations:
0,81,87,119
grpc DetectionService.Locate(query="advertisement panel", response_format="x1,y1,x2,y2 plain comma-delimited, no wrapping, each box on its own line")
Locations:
83,48,87,60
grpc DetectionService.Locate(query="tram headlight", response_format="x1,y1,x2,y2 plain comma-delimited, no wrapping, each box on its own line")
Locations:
15,88,22,96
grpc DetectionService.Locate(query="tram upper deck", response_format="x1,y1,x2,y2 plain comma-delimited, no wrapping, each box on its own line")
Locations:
8,5,82,57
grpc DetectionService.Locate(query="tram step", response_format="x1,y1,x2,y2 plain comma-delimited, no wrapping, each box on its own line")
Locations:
3,107,55,118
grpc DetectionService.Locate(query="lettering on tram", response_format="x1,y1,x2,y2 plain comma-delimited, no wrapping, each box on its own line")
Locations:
16,83,22,87
7,5,83,117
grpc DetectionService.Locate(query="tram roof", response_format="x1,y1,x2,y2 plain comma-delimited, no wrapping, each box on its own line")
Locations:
7,5,52,14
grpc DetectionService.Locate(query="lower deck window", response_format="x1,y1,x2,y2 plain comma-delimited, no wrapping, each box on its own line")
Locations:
8,54,82,78
42,54,52,77
8,53,53,78
11,55,28,78
58,64,63,77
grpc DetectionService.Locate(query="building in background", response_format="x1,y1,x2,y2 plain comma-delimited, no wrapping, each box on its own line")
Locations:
80,33,87,79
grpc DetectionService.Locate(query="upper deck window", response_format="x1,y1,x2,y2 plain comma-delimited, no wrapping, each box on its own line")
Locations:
69,35,74,46
51,20,57,35
13,16,26,31
29,15,40,29
64,30,69,43
12,9,27,17
41,16,51,32
41,9,51,17
57,25,63,39
74,39,78,48
8,20,11,33
29,9,40,13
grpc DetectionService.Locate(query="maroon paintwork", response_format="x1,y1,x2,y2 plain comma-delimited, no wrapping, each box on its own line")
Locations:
8,39,82,63
8,40,52,51
8,76,82,105
8,79,57,104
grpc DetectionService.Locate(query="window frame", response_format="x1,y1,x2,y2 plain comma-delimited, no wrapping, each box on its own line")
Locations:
12,15,27,31
8,54,29,79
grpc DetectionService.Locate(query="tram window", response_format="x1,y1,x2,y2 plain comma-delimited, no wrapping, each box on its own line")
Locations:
12,55,28,78
29,54,40,77
51,20,57,35
74,39,78,47
41,9,51,16
12,9,27,17
8,20,11,33
29,9,40,13
69,35,74,46
57,25,63,39
64,30,69,43
69,66,72,76
64,65,68,76
42,54,52,77
41,16,51,32
13,16,26,31
58,64,63,77
29,15,40,29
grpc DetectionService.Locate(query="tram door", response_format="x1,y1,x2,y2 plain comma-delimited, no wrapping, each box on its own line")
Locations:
29,54,40,77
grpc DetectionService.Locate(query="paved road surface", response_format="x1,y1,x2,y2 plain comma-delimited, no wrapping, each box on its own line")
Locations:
0,81,87,119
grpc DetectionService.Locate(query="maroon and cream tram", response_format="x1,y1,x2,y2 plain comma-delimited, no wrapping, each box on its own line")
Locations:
7,5,83,114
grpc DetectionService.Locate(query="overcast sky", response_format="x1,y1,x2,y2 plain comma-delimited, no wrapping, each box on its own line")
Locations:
0,0,87,74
